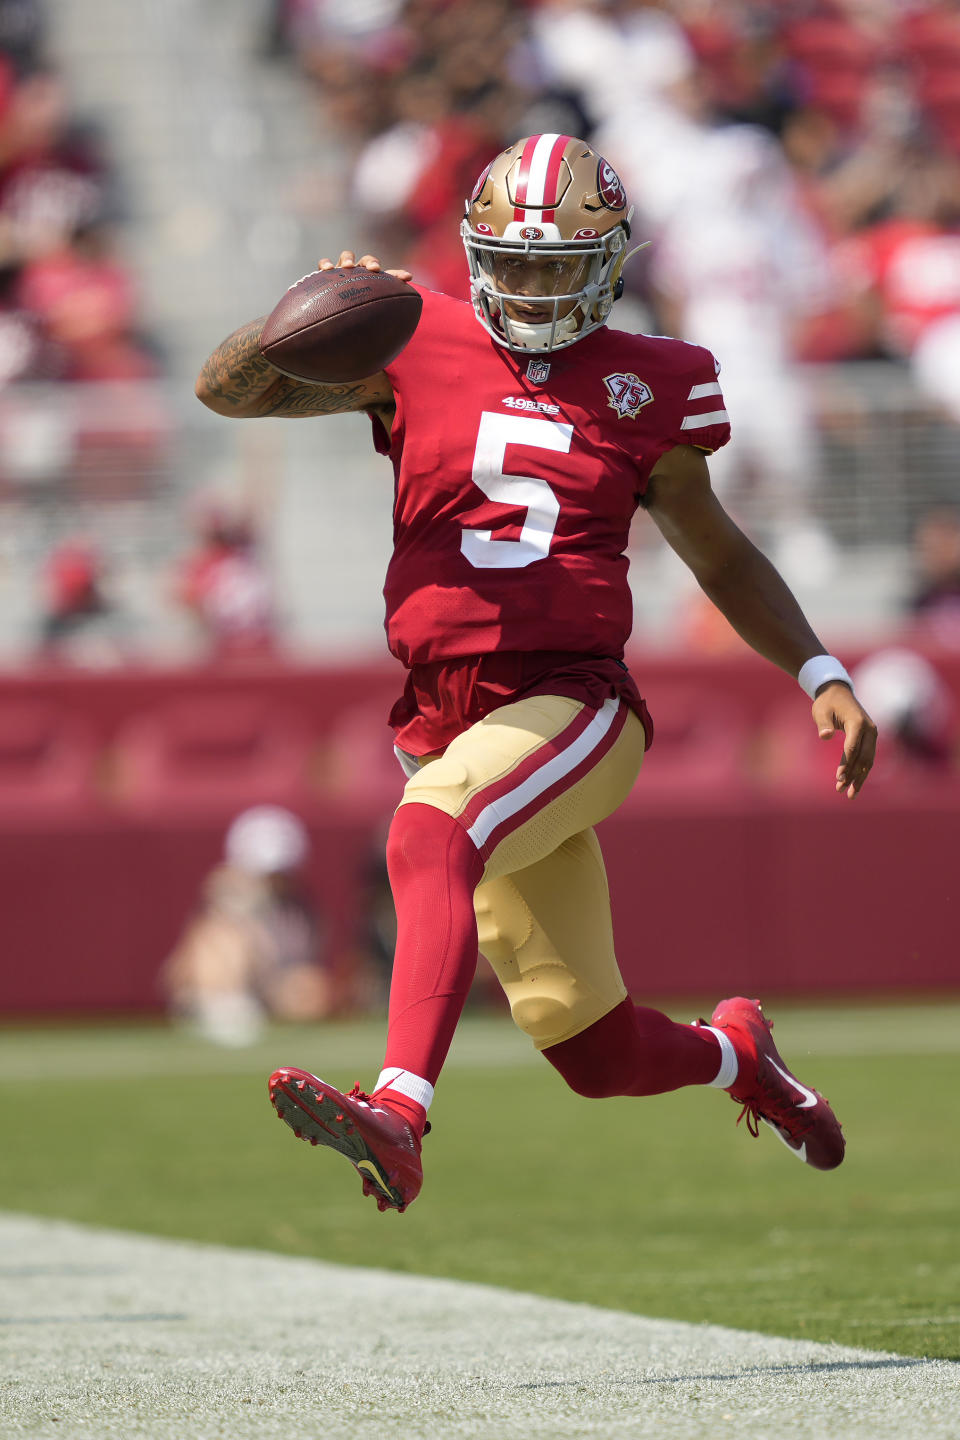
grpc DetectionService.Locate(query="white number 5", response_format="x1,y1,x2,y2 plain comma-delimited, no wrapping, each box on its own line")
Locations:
461,410,572,569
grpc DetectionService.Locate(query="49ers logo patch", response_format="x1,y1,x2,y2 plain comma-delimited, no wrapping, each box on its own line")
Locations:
603,372,653,419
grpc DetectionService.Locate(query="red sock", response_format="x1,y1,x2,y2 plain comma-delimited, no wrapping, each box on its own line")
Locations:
544,998,723,1097
381,803,484,1093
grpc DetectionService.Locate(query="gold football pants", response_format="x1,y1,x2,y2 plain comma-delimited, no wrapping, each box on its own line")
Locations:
396,693,646,1048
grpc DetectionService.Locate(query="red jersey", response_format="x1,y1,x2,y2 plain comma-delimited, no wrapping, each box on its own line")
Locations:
371,287,730,753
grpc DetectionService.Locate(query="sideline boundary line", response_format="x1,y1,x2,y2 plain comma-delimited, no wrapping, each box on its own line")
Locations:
2,1213,957,1440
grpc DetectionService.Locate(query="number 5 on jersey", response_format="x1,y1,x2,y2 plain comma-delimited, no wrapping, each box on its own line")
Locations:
461,410,572,569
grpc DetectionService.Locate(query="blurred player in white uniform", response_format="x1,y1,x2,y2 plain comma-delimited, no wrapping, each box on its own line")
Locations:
601,105,838,588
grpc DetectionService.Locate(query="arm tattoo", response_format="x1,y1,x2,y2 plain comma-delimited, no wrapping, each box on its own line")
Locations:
262,379,372,417
197,318,275,411
197,317,388,418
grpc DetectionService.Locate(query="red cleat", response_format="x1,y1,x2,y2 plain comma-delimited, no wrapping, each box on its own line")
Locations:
268,1067,426,1212
709,997,845,1171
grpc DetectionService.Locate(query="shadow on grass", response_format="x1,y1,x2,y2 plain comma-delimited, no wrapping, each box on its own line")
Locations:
518,1355,940,1388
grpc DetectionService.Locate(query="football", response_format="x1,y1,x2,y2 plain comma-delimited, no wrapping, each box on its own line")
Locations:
259,267,422,383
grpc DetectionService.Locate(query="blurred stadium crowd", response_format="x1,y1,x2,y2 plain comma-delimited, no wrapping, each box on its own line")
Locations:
270,0,960,592
0,0,958,663
276,0,960,384
0,0,155,386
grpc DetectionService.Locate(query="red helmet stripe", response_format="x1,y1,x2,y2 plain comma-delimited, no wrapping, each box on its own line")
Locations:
513,133,571,223
539,133,571,223
513,135,542,220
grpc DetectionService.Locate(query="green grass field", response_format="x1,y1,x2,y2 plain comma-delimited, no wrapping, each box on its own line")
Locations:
2,1003,957,1362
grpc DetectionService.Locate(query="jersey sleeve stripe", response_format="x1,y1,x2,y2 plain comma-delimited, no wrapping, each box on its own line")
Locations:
681,409,729,429
687,382,723,401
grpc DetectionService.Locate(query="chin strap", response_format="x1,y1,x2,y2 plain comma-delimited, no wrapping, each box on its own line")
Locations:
505,309,582,352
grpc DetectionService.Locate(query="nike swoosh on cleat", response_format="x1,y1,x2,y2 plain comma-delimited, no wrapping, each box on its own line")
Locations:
762,1119,807,1162
356,1158,393,1197
768,1058,818,1109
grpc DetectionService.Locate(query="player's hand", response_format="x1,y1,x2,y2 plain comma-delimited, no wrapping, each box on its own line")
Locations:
812,683,878,799
318,250,413,283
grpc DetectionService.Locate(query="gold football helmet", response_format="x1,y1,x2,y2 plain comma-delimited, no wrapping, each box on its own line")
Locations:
462,134,638,353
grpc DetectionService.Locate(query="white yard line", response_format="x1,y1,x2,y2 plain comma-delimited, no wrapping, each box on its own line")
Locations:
1,1214,956,1440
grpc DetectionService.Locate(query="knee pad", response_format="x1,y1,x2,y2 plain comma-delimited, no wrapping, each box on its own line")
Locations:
475,877,620,1049
510,980,580,1047
474,883,531,966
476,888,579,1044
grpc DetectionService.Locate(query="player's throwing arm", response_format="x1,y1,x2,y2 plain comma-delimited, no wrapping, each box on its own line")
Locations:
195,251,415,420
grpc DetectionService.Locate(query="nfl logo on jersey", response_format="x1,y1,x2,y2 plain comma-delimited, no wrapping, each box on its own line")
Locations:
525,358,551,385
603,372,653,419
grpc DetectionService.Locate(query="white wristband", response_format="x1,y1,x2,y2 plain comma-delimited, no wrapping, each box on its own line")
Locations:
798,654,854,700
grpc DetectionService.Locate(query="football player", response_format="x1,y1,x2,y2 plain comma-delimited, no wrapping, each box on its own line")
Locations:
197,134,877,1212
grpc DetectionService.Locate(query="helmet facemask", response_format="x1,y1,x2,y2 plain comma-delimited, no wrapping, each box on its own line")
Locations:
461,226,629,353
461,134,637,354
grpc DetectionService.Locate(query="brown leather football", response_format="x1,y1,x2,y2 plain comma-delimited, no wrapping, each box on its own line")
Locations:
259,267,422,383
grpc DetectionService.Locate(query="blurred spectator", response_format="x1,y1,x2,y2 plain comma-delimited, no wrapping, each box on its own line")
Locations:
36,537,135,666
280,0,407,72
15,226,157,381
163,805,331,1045
588,37,836,578
0,61,158,383
530,0,697,134
0,70,110,265
350,63,505,298
896,1,960,158
647,118,838,580
174,492,278,659
908,504,960,643
0,0,45,72
832,151,960,419
852,646,956,774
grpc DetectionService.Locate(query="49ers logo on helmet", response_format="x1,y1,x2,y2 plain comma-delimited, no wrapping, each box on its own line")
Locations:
597,161,627,210
519,225,544,240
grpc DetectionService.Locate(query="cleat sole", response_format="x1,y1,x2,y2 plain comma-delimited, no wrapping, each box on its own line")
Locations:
268,1069,405,1210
